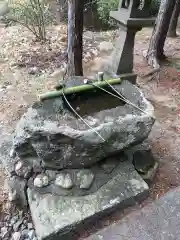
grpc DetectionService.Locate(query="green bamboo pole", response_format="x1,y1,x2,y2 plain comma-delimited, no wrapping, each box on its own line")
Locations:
38,78,122,101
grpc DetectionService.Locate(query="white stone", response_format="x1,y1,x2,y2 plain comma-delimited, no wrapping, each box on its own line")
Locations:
28,66,38,75
15,161,23,172
34,174,49,188
0,226,8,238
55,173,73,189
9,148,16,158
91,49,98,56
12,231,21,240
77,170,94,189
8,189,17,202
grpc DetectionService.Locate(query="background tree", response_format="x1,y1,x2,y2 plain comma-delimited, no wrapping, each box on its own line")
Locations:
67,0,84,76
167,0,180,37
146,0,176,68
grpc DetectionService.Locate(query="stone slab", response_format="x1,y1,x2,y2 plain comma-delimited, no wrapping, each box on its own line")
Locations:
87,187,180,240
27,161,149,240
110,11,156,28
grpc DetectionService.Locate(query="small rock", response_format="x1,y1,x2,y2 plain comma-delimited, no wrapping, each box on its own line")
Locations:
18,104,25,109
91,48,98,56
13,219,23,231
15,161,23,172
28,67,38,75
8,189,17,202
28,229,36,239
27,223,33,230
20,224,26,231
9,148,16,158
23,218,28,225
0,226,8,238
10,215,19,225
55,173,73,189
142,49,148,58
12,231,21,240
4,214,11,222
15,161,32,179
3,80,11,86
77,170,94,189
34,174,49,188
21,229,29,238
18,210,23,218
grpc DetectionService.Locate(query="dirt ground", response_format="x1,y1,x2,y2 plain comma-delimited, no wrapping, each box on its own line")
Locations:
1,23,180,235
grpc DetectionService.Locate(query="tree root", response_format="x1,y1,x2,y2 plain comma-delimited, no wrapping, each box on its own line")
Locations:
142,50,161,81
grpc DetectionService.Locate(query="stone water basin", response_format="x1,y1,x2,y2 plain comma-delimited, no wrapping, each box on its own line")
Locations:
12,79,155,170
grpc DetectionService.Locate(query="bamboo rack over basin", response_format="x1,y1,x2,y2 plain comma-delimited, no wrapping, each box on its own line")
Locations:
38,78,122,101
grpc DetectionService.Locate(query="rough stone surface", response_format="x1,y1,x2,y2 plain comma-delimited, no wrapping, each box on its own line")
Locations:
100,157,125,174
87,187,180,240
27,161,149,240
12,80,155,170
55,173,73,189
77,170,94,189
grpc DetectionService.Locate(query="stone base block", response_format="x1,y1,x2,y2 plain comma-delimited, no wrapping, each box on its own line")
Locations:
28,161,149,240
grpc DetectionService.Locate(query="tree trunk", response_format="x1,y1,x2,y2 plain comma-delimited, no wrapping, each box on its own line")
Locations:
146,0,176,68
167,0,180,37
67,0,84,76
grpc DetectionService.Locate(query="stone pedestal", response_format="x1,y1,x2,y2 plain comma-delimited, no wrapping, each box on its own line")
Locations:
28,161,149,240
105,0,155,84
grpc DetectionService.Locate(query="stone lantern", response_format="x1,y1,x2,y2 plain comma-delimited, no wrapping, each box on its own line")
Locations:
106,0,155,84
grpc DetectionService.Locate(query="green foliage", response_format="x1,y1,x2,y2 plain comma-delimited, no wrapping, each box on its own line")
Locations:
6,0,53,41
150,0,161,16
96,0,119,26
96,0,161,25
